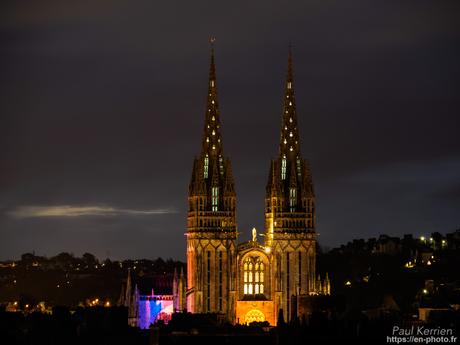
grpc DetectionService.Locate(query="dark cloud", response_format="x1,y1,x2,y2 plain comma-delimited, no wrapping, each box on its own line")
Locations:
1,0,459,259
430,183,460,202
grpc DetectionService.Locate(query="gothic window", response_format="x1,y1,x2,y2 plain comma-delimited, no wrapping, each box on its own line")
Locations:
206,251,211,311
204,155,209,178
288,82,292,89
243,261,248,294
286,252,290,314
298,252,302,293
296,158,301,177
218,251,223,311
230,254,234,290
290,188,296,212
212,187,219,211
281,156,287,180
243,257,265,297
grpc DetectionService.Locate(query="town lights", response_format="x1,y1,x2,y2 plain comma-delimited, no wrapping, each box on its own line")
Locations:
89,298,100,306
405,261,415,268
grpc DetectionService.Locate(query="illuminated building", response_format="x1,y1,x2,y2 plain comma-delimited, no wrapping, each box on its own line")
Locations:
119,267,185,328
186,42,238,322
186,44,330,325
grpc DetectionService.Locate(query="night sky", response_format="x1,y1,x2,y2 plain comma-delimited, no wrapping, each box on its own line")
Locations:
1,1,459,261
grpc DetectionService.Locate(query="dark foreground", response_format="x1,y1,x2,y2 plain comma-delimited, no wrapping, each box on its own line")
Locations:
1,307,458,345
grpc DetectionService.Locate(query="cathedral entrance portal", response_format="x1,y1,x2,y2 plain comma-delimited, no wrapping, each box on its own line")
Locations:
244,309,265,324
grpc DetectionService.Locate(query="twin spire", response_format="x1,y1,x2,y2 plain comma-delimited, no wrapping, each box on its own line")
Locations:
190,41,311,217
201,42,301,160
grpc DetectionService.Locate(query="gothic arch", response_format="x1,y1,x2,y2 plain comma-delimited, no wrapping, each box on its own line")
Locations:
239,249,269,265
244,309,265,323
238,249,270,299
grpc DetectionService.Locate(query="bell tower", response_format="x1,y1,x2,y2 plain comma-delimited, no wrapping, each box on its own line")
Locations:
264,48,317,322
186,41,237,321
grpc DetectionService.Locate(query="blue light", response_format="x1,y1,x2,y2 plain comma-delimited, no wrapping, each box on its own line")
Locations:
138,297,173,329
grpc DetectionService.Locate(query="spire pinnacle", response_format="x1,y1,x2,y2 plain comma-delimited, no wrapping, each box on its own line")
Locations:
279,46,300,158
201,39,223,157
209,37,216,82
287,43,293,82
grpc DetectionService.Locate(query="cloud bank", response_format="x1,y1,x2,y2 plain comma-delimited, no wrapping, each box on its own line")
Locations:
8,205,177,219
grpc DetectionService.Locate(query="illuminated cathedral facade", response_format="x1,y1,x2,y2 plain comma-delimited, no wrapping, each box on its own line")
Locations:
185,45,330,325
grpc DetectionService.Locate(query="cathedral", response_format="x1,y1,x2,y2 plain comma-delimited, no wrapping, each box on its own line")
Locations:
186,45,330,326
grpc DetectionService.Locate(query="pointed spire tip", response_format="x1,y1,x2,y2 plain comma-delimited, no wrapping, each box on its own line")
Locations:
209,37,216,55
287,43,293,81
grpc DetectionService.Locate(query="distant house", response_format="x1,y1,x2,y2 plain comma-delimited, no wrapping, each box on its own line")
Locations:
362,294,401,320
372,235,401,255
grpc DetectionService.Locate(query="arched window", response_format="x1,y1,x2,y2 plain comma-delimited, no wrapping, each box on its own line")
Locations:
212,187,218,211
243,261,248,294
289,187,296,212
204,154,209,178
243,257,265,296
281,156,287,180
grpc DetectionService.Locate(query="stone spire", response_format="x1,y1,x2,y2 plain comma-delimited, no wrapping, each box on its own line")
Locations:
201,39,223,158
265,46,316,234
186,42,237,317
279,46,300,160
188,40,235,211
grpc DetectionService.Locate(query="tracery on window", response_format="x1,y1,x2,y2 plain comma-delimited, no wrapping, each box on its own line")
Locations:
281,156,286,180
243,257,265,296
212,186,218,211
204,154,209,178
